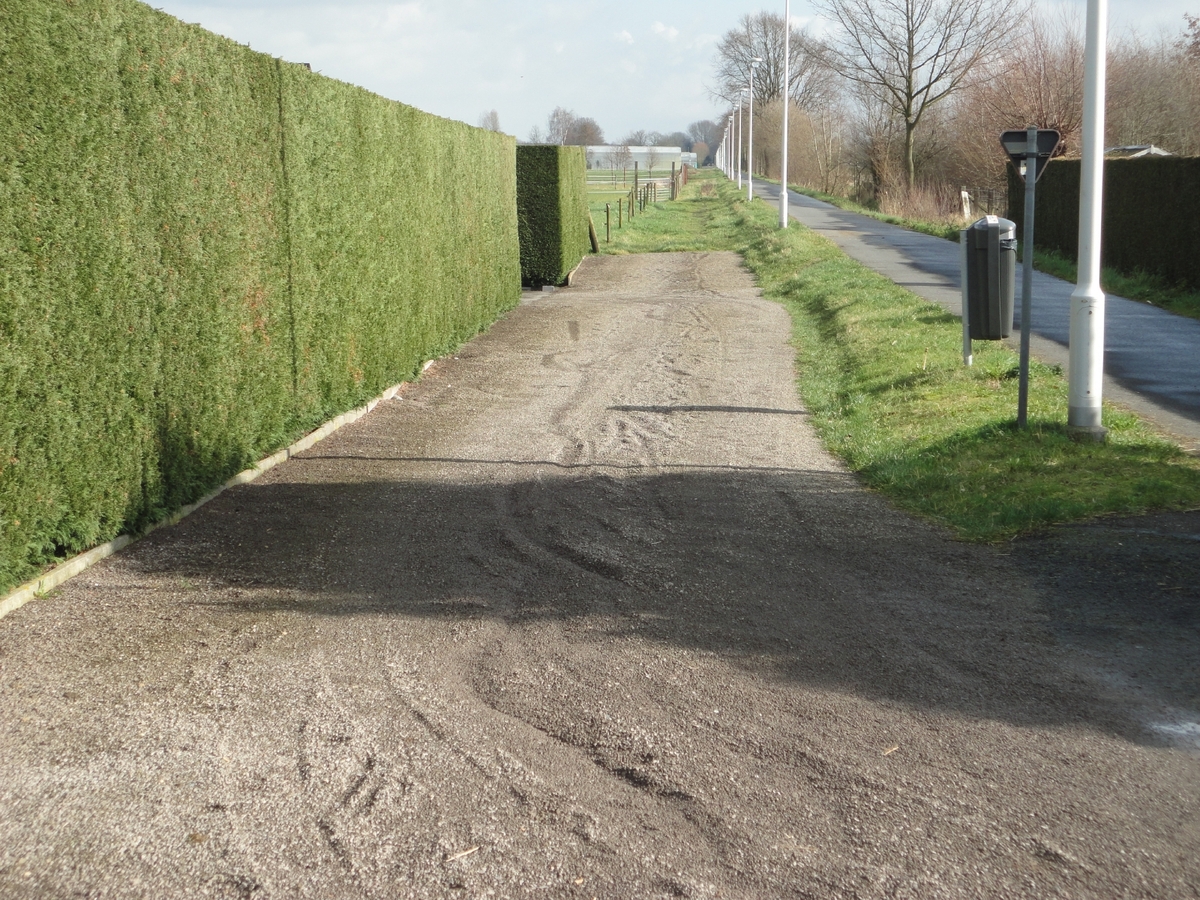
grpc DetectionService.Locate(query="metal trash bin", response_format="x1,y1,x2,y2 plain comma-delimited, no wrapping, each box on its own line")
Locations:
964,215,1017,340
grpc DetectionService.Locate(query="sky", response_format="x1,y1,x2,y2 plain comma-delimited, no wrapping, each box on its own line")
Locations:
149,0,1197,142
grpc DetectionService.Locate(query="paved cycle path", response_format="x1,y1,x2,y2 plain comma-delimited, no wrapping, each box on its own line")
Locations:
756,181,1200,447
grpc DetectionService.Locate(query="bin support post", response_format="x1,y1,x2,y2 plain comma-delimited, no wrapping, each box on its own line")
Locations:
1017,125,1037,428
961,231,972,367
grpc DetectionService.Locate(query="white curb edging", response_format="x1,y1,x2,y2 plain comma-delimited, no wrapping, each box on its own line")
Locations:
0,381,409,621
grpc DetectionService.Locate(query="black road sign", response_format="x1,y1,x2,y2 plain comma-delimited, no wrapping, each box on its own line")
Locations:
1000,129,1062,183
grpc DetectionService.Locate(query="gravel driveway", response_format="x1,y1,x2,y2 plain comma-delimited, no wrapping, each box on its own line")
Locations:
1,252,1197,899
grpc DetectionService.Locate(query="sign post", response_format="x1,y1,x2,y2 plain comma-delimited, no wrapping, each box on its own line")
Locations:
1000,128,1060,428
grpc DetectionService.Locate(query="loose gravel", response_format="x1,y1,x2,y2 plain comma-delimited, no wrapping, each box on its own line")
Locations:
1,252,1197,899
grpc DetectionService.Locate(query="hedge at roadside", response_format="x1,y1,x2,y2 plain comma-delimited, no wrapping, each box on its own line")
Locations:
515,145,591,287
1008,156,1200,290
0,0,521,594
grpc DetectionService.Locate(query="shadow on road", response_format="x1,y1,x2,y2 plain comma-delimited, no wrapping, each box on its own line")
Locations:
117,459,1198,746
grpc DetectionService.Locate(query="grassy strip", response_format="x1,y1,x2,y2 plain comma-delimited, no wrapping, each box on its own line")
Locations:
789,185,1200,320
1028,247,1200,320
616,171,1200,540
786,185,962,240
588,178,746,254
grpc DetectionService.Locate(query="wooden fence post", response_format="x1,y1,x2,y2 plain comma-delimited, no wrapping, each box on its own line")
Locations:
606,203,611,242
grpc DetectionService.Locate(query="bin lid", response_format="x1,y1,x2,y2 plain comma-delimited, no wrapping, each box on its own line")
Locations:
969,213,1017,237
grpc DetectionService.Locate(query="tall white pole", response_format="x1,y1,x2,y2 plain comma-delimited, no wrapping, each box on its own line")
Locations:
737,94,744,189
780,0,790,228
1068,0,1109,439
747,68,755,200
726,120,730,177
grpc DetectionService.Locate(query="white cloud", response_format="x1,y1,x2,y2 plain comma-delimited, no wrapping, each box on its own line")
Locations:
652,21,680,41
615,29,634,45
384,3,422,30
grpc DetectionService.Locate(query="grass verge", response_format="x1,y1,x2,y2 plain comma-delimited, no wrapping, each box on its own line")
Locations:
612,170,1200,541
789,185,1200,320
1029,247,1200,320
588,178,746,254
786,184,962,240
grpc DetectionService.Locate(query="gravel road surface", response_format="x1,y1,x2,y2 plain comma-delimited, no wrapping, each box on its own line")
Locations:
2,252,1197,899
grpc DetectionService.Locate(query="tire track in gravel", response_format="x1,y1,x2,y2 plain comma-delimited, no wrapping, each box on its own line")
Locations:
1,252,1197,899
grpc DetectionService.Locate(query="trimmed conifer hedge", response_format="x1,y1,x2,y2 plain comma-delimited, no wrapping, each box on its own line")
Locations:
516,145,591,287
1008,156,1200,290
0,0,520,593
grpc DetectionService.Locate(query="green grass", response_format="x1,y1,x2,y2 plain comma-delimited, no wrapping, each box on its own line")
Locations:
786,184,963,241
1029,247,1200,320
789,185,1200,320
589,178,747,254
614,170,1200,541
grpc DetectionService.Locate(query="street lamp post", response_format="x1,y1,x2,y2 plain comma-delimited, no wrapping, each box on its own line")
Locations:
779,2,790,229
728,116,734,178
747,58,762,202
1068,0,1109,440
737,90,746,189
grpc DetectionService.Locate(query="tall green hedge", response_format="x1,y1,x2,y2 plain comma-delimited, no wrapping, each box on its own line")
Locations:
515,145,591,287
1008,156,1200,290
0,0,520,593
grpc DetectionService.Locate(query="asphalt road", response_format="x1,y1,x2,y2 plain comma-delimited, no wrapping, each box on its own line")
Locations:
1,253,1197,899
755,181,1200,447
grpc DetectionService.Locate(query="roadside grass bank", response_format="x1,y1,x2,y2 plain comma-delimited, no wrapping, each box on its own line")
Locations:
1027,247,1200,321
786,183,962,241
789,185,1200,320
619,170,1200,541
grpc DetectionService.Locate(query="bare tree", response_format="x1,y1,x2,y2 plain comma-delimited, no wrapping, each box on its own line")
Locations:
565,117,604,146
688,119,724,150
620,129,650,146
973,7,1085,154
798,105,850,195
1183,13,1200,59
654,131,692,151
845,89,904,202
527,125,545,143
645,145,662,174
477,110,502,132
547,107,575,145
935,6,1084,195
815,0,1021,188
713,12,828,110
607,145,633,171
1107,29,1200,156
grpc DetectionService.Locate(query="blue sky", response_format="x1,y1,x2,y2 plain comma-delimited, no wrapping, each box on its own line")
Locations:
150,0,1197,141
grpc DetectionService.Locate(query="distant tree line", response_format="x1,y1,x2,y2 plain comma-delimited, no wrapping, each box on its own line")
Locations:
514,108,726,167
712,6,1200,218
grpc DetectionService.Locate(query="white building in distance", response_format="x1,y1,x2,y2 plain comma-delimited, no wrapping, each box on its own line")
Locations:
585,146,697,172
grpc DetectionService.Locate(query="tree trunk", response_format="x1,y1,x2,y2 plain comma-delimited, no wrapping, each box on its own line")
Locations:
904,119,917,190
